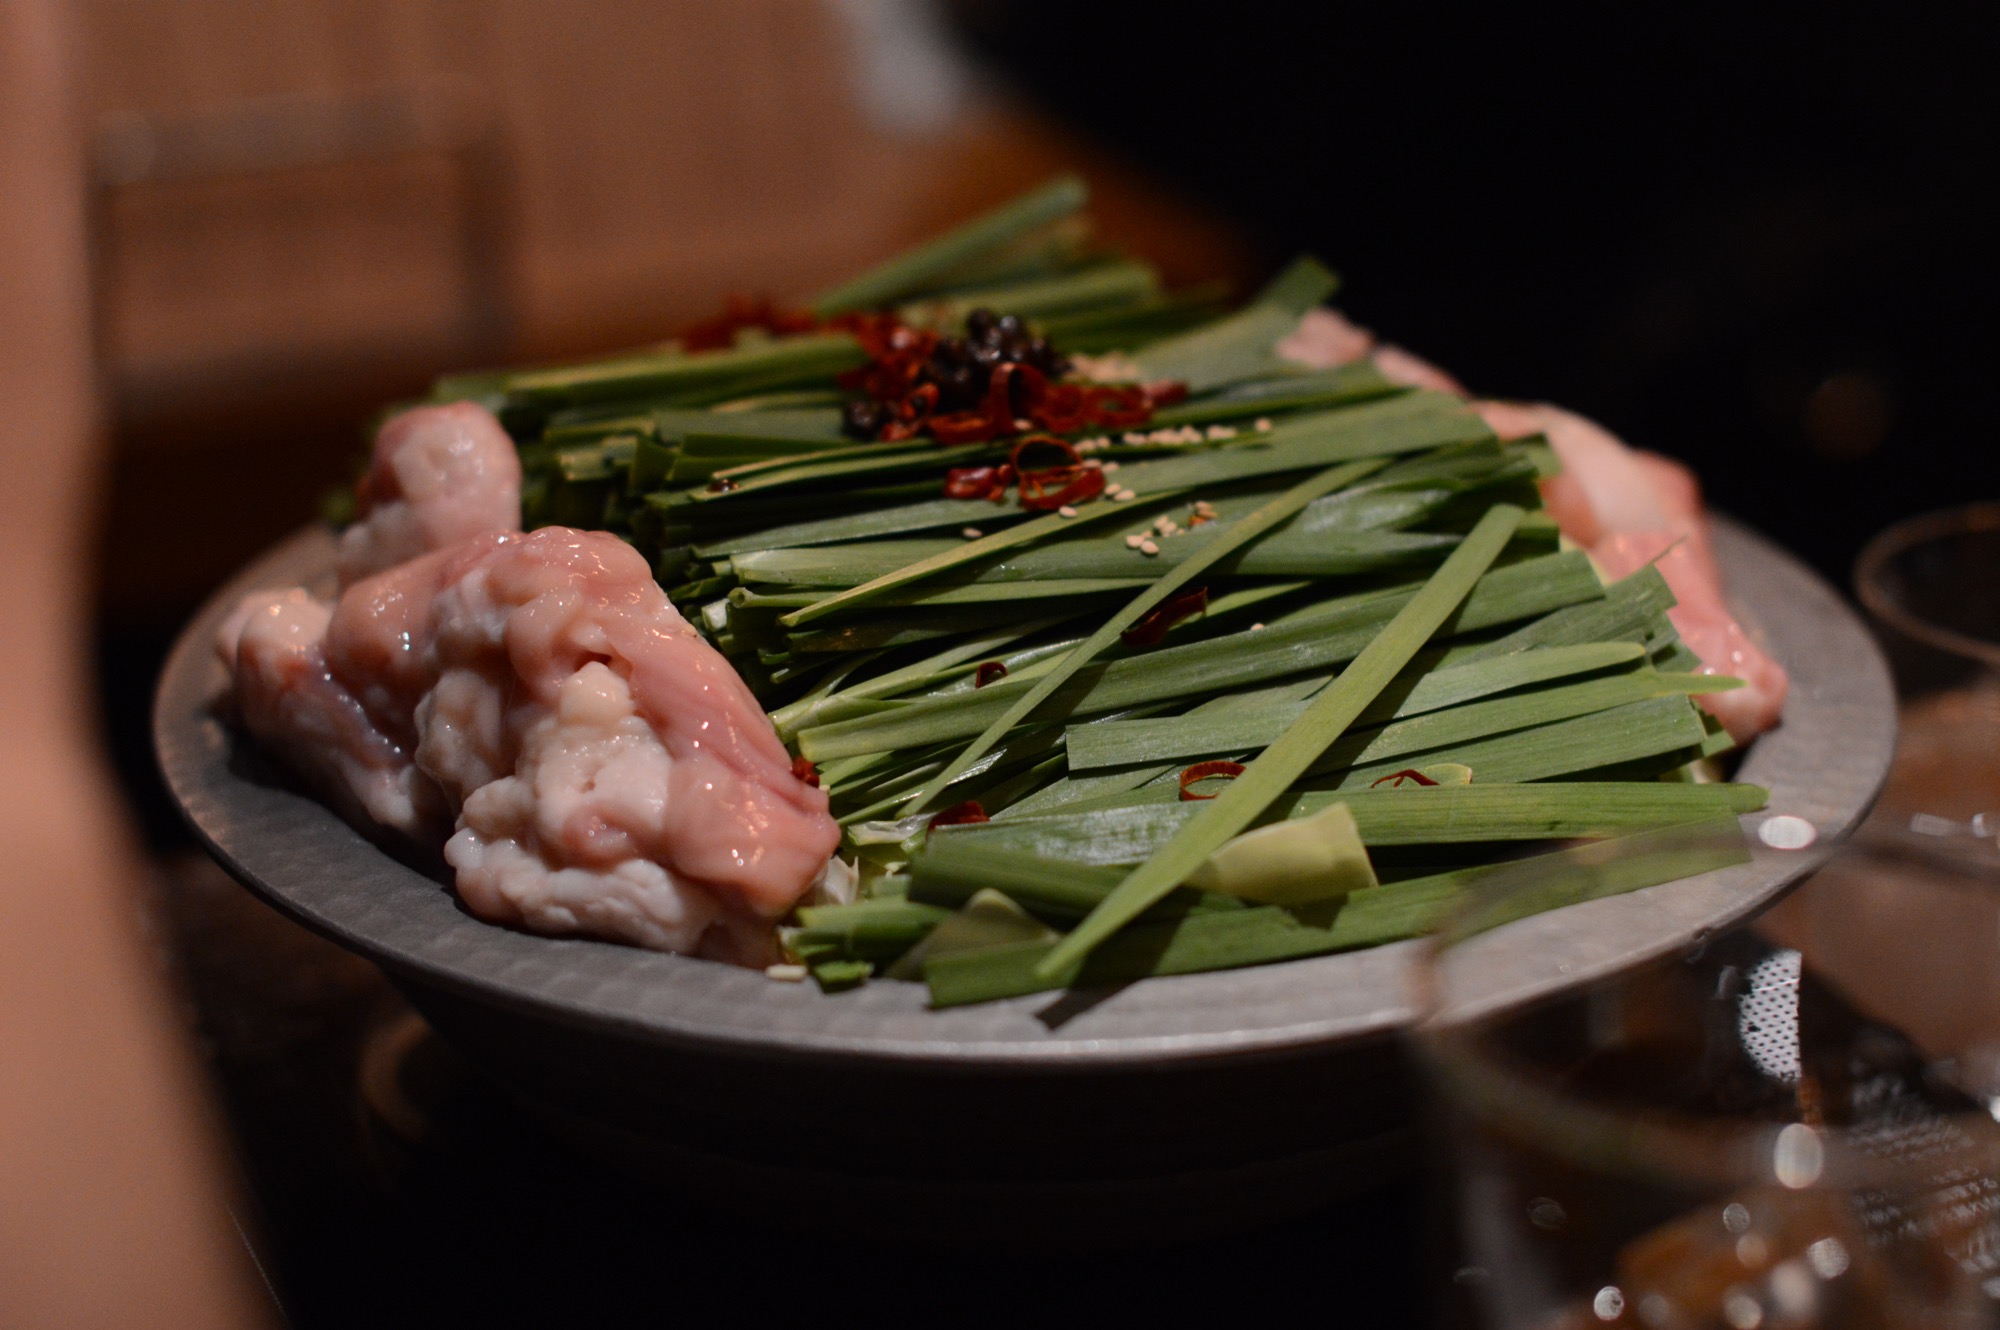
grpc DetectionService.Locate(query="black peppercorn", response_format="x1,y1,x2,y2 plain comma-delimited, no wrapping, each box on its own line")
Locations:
841,398,884,439
939,365,978,408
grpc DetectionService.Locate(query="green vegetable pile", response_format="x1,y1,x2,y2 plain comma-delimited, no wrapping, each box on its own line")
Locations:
422,177,1761,1005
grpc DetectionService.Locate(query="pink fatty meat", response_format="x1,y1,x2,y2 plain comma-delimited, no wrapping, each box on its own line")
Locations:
219,404,840,962
334,401,525,586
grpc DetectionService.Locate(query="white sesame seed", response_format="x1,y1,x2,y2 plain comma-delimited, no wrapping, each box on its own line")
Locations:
1139,539,1160,556
1205,425,1236,440
1101,461,1120,472
1125,534,1146,548
1179,427,1202,443
962,527,983,539
1014,418,1032,430
1122,432,1145,444
1058,505,1079,518
765,964,808,982
1250,623,1266,631
1153,517,1173,533
1113,488,1137,501
1255,417,1273,431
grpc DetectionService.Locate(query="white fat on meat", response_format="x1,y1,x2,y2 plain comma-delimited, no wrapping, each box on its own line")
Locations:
446,662,737,957
221,403,840,961
334,401,523,586
1280,309,1789,742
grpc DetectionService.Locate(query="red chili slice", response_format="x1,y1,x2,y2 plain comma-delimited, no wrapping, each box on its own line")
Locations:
943,465,1012,501
929,409,1006,445
790,756,821,788
1369,768,1440,788
928,800,990,828
1011,435,1097,511
983,361,1048,431
1009,433,1081,473
1086,383,1155,429
1019,465,1104,511
827,308,1178,446
1120,585,1209,648
1179,760,1247,801
974,661,1009,688
1029,381,1089,433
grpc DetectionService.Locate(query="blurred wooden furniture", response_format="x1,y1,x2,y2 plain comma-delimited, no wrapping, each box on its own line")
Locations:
76,0,1253,620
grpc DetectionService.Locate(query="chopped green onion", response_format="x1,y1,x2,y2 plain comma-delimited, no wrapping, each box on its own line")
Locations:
1034,503,1527,980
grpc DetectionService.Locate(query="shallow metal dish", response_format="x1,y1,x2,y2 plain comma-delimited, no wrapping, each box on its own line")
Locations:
156,517,1892,1241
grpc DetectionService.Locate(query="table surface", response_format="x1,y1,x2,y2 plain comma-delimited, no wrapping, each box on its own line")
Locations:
162,847,1452,1327
172,827,2000,1329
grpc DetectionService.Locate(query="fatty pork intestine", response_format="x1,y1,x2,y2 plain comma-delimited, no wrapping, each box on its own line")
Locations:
218,404,840,963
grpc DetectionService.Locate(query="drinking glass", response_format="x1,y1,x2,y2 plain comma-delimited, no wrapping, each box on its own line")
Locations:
1413,505,2000,1327
1412,837,2000,1328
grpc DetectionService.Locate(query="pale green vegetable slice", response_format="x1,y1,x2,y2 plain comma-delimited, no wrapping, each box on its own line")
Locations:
882,889,1058,981
1182,802,1378,906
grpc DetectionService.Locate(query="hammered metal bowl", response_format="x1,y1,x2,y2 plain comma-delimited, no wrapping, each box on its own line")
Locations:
156,517,1892,1242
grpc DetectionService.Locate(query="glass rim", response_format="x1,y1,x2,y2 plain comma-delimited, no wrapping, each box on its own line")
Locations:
1408,856,2000,1195
1854,501,2000,671
1411,1012,2000,1195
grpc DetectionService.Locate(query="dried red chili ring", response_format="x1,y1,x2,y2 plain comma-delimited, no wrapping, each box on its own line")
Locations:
1120,585,1209,648
1086,383,1154,429
1029,381,1089,432
1019,465,1105,511
982,361,1049,431
1011,434,1089,509
790,756,821,788
928,800,990,828
974,661,1009,688
1179,760,1247,801
1369,768,1440,788
929,410,1005,445
942,465,1010,501
1009,433,1082,473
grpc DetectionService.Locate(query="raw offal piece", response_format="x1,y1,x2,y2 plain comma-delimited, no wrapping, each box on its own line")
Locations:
1475,402,1788,743
334,402,523,586
1279,308,1464,394
222,527,840,960
217,587,447,838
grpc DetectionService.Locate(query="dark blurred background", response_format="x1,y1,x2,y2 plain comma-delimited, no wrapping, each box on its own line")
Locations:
949,1,2000,579
76,2,1997,1323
